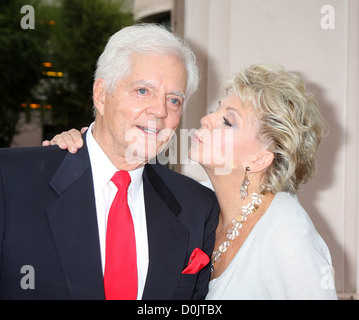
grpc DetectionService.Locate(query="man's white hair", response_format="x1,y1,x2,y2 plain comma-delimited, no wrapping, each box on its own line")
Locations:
94,23,200,112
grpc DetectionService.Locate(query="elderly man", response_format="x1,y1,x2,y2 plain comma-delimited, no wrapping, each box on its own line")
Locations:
0,24,219,300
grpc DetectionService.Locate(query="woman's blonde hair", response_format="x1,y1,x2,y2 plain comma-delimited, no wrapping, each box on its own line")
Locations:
224,63,329,194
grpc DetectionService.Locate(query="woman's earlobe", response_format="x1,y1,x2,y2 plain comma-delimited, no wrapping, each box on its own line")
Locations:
253,151,274,170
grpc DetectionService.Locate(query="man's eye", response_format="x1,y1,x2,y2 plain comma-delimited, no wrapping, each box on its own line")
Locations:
138,88,147,95
168,97,183,108
170,98,180,105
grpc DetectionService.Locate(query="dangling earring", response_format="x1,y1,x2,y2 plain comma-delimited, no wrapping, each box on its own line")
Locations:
240,167,250,200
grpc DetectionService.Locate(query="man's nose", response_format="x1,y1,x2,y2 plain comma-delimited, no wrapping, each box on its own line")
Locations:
146,96,168,118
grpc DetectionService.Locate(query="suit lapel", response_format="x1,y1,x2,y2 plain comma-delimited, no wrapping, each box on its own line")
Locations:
46,154,189,300
46,144,104,299
142,164,189,300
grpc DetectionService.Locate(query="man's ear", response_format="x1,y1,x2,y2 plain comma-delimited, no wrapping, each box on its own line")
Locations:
93,78,106,116
251,151,274,172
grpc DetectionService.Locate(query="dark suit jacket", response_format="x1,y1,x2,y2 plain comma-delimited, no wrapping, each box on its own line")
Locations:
0,141,219,300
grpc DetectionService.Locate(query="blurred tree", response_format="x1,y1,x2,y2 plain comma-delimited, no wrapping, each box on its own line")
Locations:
0,0,50,147
0,0,133,147
46,0,133,135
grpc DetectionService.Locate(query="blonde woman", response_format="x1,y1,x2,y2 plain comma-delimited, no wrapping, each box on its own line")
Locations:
46,63,337,300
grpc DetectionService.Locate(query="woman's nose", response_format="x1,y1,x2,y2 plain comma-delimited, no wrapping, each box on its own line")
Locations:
200,114,211,129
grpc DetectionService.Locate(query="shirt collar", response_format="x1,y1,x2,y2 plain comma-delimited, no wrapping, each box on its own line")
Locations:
128,165,144,202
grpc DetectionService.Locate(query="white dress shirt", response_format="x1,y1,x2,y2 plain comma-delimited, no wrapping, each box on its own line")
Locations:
86,122,149,300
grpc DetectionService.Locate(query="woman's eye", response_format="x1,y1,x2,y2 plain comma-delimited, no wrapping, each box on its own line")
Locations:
223,116,232,127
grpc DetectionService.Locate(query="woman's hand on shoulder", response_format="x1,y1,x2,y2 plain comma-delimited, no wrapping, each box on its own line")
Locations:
42,127,87,153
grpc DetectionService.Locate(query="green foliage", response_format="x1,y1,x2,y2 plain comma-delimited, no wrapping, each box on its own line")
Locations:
0,0,49,147
47,0,133,131
0,0,133,147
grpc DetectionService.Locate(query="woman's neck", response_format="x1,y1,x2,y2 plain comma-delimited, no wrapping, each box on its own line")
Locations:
206,168,269,231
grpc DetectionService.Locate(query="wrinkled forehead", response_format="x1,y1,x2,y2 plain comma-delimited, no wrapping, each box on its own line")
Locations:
126,53,187,87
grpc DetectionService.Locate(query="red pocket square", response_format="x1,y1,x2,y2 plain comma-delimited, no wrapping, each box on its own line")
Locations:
182,248,210,274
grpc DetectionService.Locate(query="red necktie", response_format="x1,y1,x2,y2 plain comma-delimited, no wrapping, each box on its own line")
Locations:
104,171,137,300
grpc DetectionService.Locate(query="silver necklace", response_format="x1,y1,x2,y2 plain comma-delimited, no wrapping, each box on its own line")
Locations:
211,186,269,273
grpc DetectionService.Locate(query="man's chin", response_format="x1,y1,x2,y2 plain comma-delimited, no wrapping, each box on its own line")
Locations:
124,149,159,166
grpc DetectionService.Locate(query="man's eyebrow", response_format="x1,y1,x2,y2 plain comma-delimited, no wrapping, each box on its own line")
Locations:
169,91,186,100
133,80,186,100
133,80,154,87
